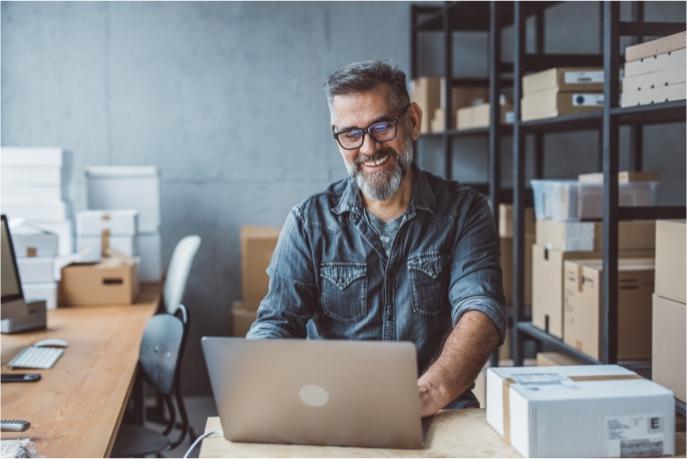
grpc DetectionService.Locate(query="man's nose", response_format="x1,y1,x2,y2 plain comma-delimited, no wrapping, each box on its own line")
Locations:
359,132,381,156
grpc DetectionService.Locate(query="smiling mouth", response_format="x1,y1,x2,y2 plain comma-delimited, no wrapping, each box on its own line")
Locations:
359,150,392,169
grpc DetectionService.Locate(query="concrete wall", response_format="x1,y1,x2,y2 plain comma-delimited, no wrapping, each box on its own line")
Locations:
2,1,684,395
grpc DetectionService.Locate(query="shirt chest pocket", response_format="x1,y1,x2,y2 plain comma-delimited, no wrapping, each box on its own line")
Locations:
407,252,450,317
319,262,368,324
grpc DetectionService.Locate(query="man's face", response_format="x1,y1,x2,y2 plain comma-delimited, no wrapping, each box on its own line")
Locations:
330,84,420,202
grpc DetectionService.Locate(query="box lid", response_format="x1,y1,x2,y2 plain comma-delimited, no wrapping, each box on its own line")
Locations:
85,166,159,178
625,31,687,62
1,147,63,167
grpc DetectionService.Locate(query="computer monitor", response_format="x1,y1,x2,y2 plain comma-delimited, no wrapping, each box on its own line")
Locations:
1,215,24,303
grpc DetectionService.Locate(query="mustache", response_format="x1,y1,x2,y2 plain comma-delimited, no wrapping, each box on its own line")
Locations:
354,147,397,166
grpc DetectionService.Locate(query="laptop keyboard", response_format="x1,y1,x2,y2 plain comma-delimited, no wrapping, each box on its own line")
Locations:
8,346,64,369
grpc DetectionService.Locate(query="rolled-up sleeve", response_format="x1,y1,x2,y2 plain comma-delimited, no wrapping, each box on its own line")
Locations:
448,193,506,343
246,207,318,339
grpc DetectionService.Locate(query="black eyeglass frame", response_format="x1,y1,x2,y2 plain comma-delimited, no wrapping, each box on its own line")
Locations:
331,103,411,150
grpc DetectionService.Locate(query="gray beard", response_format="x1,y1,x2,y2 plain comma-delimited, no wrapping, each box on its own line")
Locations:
346,142,414,202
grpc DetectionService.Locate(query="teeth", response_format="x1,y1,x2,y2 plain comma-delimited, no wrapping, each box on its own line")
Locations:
362,153,389,167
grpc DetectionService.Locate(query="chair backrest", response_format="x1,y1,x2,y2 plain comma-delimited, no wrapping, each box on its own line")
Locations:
163,235,201,314
139,312,185,396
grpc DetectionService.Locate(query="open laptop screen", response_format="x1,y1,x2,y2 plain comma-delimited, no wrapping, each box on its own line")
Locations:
1,215,23,302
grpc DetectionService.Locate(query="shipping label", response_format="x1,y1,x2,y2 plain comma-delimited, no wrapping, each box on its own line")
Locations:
564,71,604,84
606,414,665,457
571,93,605,106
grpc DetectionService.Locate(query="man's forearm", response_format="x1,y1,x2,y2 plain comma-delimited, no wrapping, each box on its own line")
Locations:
417,310,500,416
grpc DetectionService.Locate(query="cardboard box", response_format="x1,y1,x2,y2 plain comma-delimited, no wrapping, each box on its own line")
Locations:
241,226,280,305
625,31,687,62
449,86,489,109
17,257,55,283
532,245,602,338
136,232,161,282
430,108,445,133
486,365,675,457
622,81,686,107
412,77,441,134
500,235,534,307
22,282,58,310
0,147,63,167
76,210,138,236
456,103,512,130
59,258,138,306
523,67,604,94
522,90,603,121
10,224,59,258
1,166,63,186
622,65,686,94
86,166,160,233
536,352,584,366
232,301,258,337
1,199,69,221
578,170,661,184
1,182,67,201
536,219,655,252
655,220,686,303
498,204,534,238
563,258,654,360
652,294,686,402
31,220,73,256
77,235,136,257
625,48,686,77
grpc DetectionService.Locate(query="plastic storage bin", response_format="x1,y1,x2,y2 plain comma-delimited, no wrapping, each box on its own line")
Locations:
531,180,578,221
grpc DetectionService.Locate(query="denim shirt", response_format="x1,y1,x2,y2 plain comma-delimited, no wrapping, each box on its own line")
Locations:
247,166,506,401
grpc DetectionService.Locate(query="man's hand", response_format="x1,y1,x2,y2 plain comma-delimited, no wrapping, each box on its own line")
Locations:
417,378,446,417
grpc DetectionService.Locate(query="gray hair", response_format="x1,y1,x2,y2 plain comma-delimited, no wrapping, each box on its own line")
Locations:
324,60,410,115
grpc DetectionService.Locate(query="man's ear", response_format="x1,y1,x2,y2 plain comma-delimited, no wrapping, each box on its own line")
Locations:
408,102,422,141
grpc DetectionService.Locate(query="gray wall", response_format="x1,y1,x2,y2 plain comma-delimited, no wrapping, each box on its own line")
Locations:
2,2,684,395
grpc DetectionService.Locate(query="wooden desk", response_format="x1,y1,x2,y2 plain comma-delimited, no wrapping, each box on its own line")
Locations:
198,409,519,458
1,284,160,458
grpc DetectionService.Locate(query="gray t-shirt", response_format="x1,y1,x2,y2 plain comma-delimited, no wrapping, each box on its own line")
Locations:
364,209,403,257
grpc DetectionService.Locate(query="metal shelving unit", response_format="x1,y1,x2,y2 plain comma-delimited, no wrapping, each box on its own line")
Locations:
509,1,686,416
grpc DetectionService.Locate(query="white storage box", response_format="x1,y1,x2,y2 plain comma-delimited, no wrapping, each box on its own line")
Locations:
137,232,161,282
31,220,73,256
17,257,55,283
77,235,136,257
9,223,59,258
1,199,69,221
486,365,675,457
530,180,657,221
1,166,64,185
76,210,138,236
86,166,160,233
0,147,63,166
1,182,67,201
22,282,58,310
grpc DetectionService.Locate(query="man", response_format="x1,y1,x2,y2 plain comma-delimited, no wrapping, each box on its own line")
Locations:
248,60,505,416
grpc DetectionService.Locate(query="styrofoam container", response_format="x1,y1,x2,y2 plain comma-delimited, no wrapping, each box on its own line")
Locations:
76,210,138,236
1,199,70,221
17,257,55,283
487,365,675,457
86,166,160,233
9,223,59,258
31,220,74,256
1,147,63,166
137,232,161,282
22,282,58,310
77,235,137,257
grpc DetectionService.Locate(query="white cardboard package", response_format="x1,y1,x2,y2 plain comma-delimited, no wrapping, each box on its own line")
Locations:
76,235,136,257
0,147,63,166
17,257,55,283
1,182,67,201
31,220,74,256
486,365,675,457
85,166,160,233
9,224,59,258
1,199,69,221
136,232,161,282
76,210,138,236
22,282,58,310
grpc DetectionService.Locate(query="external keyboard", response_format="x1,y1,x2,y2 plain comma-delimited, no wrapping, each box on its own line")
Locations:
8,346,64,369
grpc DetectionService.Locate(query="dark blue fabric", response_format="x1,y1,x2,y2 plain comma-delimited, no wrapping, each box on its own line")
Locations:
247,166,505,408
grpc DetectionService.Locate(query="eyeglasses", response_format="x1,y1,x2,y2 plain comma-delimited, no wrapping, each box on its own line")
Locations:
332,103,411,150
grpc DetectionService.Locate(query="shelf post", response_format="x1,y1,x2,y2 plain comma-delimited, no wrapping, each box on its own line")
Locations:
601,1,620,364
442,2,453,180
629,1,645,171
512,0,526,367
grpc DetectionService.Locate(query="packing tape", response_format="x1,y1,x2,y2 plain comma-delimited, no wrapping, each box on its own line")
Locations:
101,229,111,258
26,247,37,258
500,373,642,445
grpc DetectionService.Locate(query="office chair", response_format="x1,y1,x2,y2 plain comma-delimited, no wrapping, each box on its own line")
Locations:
111,305,191,457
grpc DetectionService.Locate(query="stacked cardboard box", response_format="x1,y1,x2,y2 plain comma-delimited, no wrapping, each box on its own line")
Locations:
622,31,686,107
411,77,488,133
532,220,654,339
456,99,513,130
535,351,584,366
521,67,604,121
76,210,139,258
11,223,60,309
652,220,686,403
231,226,280,336
1,147,73,256
59,257,138,306
85,167,161,282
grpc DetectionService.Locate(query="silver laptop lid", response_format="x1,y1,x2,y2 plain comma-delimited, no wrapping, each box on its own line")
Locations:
202,337,423,449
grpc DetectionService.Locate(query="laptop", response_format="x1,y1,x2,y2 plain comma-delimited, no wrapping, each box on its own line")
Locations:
202,337,424,449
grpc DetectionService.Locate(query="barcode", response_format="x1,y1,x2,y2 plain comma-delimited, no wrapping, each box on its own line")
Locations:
620,440,663,457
